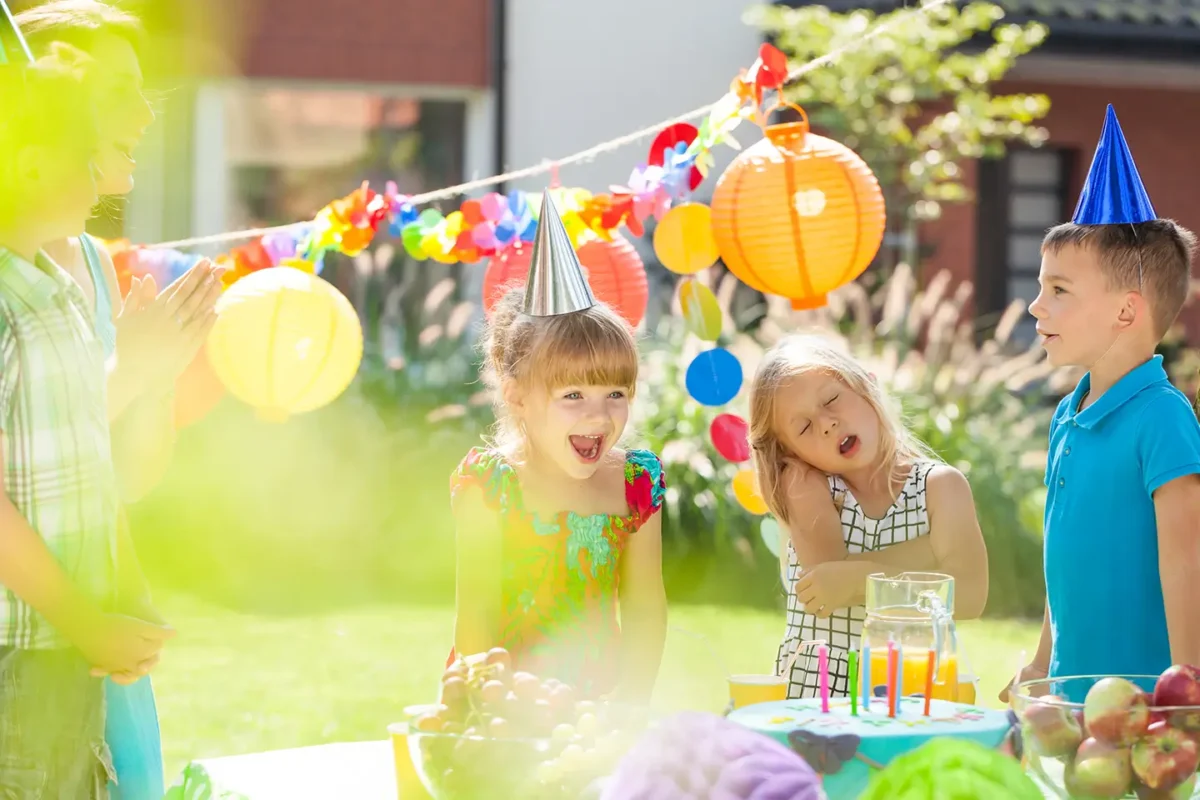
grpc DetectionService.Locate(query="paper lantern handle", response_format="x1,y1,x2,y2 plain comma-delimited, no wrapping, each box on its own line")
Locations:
763,101,811,158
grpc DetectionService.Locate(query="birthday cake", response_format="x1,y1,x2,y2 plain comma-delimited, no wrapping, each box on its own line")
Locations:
727,696,1016,800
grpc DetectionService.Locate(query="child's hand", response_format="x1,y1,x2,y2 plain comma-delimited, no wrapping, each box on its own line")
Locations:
998,662,1049,704
76,613,175,678
794,561,868,617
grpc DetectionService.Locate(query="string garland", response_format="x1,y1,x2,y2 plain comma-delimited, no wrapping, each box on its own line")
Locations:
132,0,952,278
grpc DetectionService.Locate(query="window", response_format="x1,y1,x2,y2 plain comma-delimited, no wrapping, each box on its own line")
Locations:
221,85,466,229
975,148,1075,344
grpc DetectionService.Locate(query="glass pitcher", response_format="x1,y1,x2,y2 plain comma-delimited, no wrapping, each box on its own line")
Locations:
860,572,961,702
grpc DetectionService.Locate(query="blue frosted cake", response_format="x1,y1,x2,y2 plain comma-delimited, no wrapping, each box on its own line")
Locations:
727,696,1016,800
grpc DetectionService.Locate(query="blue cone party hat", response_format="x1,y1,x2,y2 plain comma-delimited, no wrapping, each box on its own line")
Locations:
0,0,33,66
1072,104,1157,225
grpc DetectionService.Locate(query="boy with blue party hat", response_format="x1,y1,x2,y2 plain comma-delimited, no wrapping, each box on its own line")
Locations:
1004,105,1200,701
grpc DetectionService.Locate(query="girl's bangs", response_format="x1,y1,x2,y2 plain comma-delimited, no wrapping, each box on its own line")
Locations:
528,314,638,390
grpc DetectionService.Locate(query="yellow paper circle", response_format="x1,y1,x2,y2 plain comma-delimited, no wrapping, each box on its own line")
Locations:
207,267,364,422
679,280,722,342
733,469,769,515
653,202,720,275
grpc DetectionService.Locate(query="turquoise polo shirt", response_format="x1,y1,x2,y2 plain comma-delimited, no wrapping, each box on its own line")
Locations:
1044,355,1200,694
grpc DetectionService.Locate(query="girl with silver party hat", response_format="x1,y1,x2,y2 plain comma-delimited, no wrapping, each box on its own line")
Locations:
446,193,667,702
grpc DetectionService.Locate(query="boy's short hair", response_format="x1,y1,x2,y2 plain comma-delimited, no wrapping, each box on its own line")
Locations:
0,46,97,212
15,0,145,57
1042,220,1196,338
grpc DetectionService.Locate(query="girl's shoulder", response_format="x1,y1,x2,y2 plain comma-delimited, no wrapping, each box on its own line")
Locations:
620,448,667,526
450,447,519,512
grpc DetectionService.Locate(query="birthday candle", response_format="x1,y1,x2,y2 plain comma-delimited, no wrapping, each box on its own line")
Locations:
886,636,897,719
895,641,904,717
849,650,859,717
818,643,830,713
924,648,935,716
861,643,870,709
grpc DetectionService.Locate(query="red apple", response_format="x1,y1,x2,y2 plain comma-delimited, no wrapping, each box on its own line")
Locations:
1136,773,1197,799
1155,665,1200,732
1133,721,1200,792
1086,677,1152,746
1023,697,1084,757
1069,737,1134,799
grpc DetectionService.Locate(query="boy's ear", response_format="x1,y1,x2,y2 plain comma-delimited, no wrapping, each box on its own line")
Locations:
1117,291,1144,330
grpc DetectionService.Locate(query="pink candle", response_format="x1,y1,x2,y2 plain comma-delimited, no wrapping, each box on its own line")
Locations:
818,643,830,713
886,636,897,718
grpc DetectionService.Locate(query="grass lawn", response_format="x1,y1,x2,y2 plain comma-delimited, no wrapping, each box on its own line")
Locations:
151,593,1040,780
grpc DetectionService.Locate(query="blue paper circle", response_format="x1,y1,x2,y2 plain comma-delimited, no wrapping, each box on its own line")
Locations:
685,348,743,406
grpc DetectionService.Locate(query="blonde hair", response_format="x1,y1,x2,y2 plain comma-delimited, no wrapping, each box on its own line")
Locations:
749,334,937,527
482,288,640,454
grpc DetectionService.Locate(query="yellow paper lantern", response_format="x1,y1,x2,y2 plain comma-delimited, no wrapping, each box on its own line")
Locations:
206,267,363,422
733,468,769,515
653,202,720,275
710,106,886,309
679,280,722,341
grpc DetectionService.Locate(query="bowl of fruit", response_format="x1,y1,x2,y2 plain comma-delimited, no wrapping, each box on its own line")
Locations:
407,648,648,800
1010,666,1200,799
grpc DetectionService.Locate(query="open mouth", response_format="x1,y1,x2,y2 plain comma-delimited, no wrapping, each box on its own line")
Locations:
569,434,605,464
838,435,860,458
1037,329,1058,346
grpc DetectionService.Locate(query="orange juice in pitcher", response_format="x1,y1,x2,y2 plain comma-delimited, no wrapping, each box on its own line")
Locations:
859,572,960,703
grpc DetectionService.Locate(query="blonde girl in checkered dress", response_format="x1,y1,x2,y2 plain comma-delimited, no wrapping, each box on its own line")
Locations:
747,335,990,699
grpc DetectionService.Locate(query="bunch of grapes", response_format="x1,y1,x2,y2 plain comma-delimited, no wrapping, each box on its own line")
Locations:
410,648,644,799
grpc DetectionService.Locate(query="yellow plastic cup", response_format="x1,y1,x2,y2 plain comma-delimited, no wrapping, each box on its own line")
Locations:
728,674,788,710
388,719,433,800
956,670,978,705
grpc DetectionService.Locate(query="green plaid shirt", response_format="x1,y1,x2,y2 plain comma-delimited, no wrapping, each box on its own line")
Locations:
0,247,118,648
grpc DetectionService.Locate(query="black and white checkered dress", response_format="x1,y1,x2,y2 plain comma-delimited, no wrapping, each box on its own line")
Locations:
775,461,937,699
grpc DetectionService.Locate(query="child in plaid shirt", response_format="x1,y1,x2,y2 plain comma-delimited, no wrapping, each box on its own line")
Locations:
0,44,173,798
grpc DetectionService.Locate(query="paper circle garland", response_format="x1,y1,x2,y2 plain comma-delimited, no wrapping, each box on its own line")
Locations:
481,234,649,327
679,280,722,341
206,267,363,423
684,348,742,406
710,109,886,310
733,468,769,515
174,348,225,429
710,413,751,463
653,203,720,275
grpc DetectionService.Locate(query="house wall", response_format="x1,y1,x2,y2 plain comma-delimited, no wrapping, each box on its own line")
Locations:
921,59,1200,341
504,0,765,198
123,0,494,245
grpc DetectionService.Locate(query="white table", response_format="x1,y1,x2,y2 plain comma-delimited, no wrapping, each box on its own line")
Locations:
166,741,398,800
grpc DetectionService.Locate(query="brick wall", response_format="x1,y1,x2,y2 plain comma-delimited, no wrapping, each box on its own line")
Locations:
235,0,491,86
921,80,1200,341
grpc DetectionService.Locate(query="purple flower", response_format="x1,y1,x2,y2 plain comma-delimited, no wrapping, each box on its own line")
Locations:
602,712,823,800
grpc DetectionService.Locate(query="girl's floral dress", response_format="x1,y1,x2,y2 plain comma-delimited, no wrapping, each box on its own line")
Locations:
447,447,666,697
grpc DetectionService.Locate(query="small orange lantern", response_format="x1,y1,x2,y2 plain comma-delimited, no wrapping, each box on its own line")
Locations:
710,105,885,309
482,233,649,328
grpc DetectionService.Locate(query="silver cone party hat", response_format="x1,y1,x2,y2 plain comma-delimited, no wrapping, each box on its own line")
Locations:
523,193,596,317
0,1,33,65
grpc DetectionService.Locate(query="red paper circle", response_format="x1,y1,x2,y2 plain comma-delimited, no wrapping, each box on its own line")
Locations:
481,235,649,328
711,413,751,463
648,123,703,191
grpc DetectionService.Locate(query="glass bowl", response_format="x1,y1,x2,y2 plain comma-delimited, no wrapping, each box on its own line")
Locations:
405,705,647,800
1011,675,1200,799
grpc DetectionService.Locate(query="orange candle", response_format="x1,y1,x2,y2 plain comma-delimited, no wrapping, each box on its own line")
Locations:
886,638,898,718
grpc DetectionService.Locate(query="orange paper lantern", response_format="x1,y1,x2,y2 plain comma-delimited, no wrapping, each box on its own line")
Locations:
710,107,885,310
481,233,649,327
